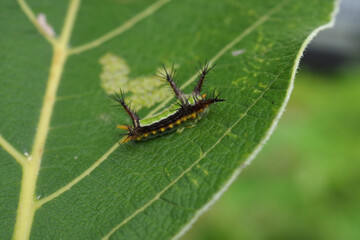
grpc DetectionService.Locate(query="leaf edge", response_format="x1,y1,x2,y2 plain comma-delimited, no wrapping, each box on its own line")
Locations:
172,1,340,239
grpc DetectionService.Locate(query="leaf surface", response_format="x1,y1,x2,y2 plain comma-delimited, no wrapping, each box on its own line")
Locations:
0,0,336,239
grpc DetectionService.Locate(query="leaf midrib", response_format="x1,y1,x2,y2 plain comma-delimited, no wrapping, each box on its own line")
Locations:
6,0,172,239
12,0,81,239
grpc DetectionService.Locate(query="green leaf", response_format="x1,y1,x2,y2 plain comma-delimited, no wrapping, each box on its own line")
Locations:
0,0,337,239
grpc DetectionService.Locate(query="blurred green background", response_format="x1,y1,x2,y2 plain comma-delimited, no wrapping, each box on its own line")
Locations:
182,0,360,239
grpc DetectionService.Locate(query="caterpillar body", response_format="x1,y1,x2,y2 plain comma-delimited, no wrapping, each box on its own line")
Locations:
110,63,224,144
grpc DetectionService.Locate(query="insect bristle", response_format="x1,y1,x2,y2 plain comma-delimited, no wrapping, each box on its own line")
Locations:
109,91,125,105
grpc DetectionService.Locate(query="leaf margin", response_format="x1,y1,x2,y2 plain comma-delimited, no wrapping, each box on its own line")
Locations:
173,1,340,239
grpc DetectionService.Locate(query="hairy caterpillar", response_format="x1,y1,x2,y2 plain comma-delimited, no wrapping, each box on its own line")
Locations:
110,63,224,144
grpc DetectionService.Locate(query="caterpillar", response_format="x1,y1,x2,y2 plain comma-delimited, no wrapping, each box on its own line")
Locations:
110,63,224,144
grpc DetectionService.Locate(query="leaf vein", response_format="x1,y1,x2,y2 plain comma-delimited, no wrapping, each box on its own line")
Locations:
68,0,171,55
0,134,28,166
17,0,57,45
13,1,82,239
